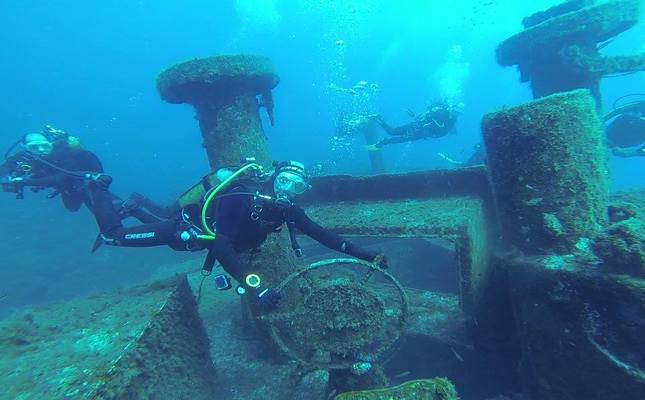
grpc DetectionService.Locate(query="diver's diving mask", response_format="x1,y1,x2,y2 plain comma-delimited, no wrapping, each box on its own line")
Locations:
273,171,310,197
23,134,54,156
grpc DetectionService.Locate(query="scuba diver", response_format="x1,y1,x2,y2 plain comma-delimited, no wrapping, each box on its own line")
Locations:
365,101,462,151
1,126,161,234
96,160,387,312
437,143,486,167
603,96,645,158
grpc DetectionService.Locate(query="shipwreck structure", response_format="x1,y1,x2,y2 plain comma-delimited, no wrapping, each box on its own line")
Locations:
481,89,645,399
496,0,645,107
0,277,218,399
5,88,642,399
483,90,609,253
2,34,645,398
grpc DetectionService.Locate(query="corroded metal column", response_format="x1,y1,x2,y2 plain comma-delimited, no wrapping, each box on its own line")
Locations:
157,54,278,170
156,54,298,292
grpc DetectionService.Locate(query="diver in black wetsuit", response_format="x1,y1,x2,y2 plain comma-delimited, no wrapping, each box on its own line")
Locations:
603,99,645,158
98,161,387,312
0,126,160,234
365,102,461,151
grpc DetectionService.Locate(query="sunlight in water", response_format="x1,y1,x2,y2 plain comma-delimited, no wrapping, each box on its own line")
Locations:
235,0,282,30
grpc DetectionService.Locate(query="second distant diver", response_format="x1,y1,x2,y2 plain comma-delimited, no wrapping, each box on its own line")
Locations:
438,142,486,167
603,98,645,158
365,101,462,151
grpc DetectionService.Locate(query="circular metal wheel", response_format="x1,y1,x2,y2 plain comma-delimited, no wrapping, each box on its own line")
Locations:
264,258,409,370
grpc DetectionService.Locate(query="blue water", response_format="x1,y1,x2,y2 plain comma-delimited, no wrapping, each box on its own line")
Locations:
0,0,643,317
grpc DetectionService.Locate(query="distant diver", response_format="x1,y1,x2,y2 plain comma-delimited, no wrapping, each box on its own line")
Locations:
0,126,161,234
365,101,462,151
603,96,645,158
438,143,486,167
95,160,388,313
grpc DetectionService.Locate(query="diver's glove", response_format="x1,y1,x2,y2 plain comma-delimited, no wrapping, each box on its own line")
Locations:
256,287,282,313
372,253,389,269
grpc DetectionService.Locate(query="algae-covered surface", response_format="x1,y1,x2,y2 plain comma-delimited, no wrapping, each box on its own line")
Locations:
594,189,645,276
305,197,483,238
185,271,300,400
156,54,278,171
0,278,182,399
334,378,459,400
495,0,644,102
505,254,645,399
197,92,272,170
521,0,594,28
157,54,279,104
497,0,642,66
404,288,468,342
305,196,490,312
611,189,645,212
483,89,609,253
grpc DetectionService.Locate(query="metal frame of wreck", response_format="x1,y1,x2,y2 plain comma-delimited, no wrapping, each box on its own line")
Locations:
300,166,495,314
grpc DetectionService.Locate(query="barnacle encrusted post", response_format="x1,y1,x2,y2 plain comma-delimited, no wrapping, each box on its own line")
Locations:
482,89,609,253
157,54,279,170
496,0,645,108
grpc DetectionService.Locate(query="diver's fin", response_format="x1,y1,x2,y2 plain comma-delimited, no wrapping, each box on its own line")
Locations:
437,152,462,165
91,234,104,253
364,144,382,152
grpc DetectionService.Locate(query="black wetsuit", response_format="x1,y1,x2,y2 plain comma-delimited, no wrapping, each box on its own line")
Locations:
1,144,159,234
1,145,104,210
106,181,378,289
375,104,457,148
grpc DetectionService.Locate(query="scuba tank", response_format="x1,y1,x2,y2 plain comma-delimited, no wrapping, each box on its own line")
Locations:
168,159,267,244
176,159,266,212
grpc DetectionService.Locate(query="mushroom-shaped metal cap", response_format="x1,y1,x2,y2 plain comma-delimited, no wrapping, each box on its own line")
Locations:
497,0,641,66
157,54,280,105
